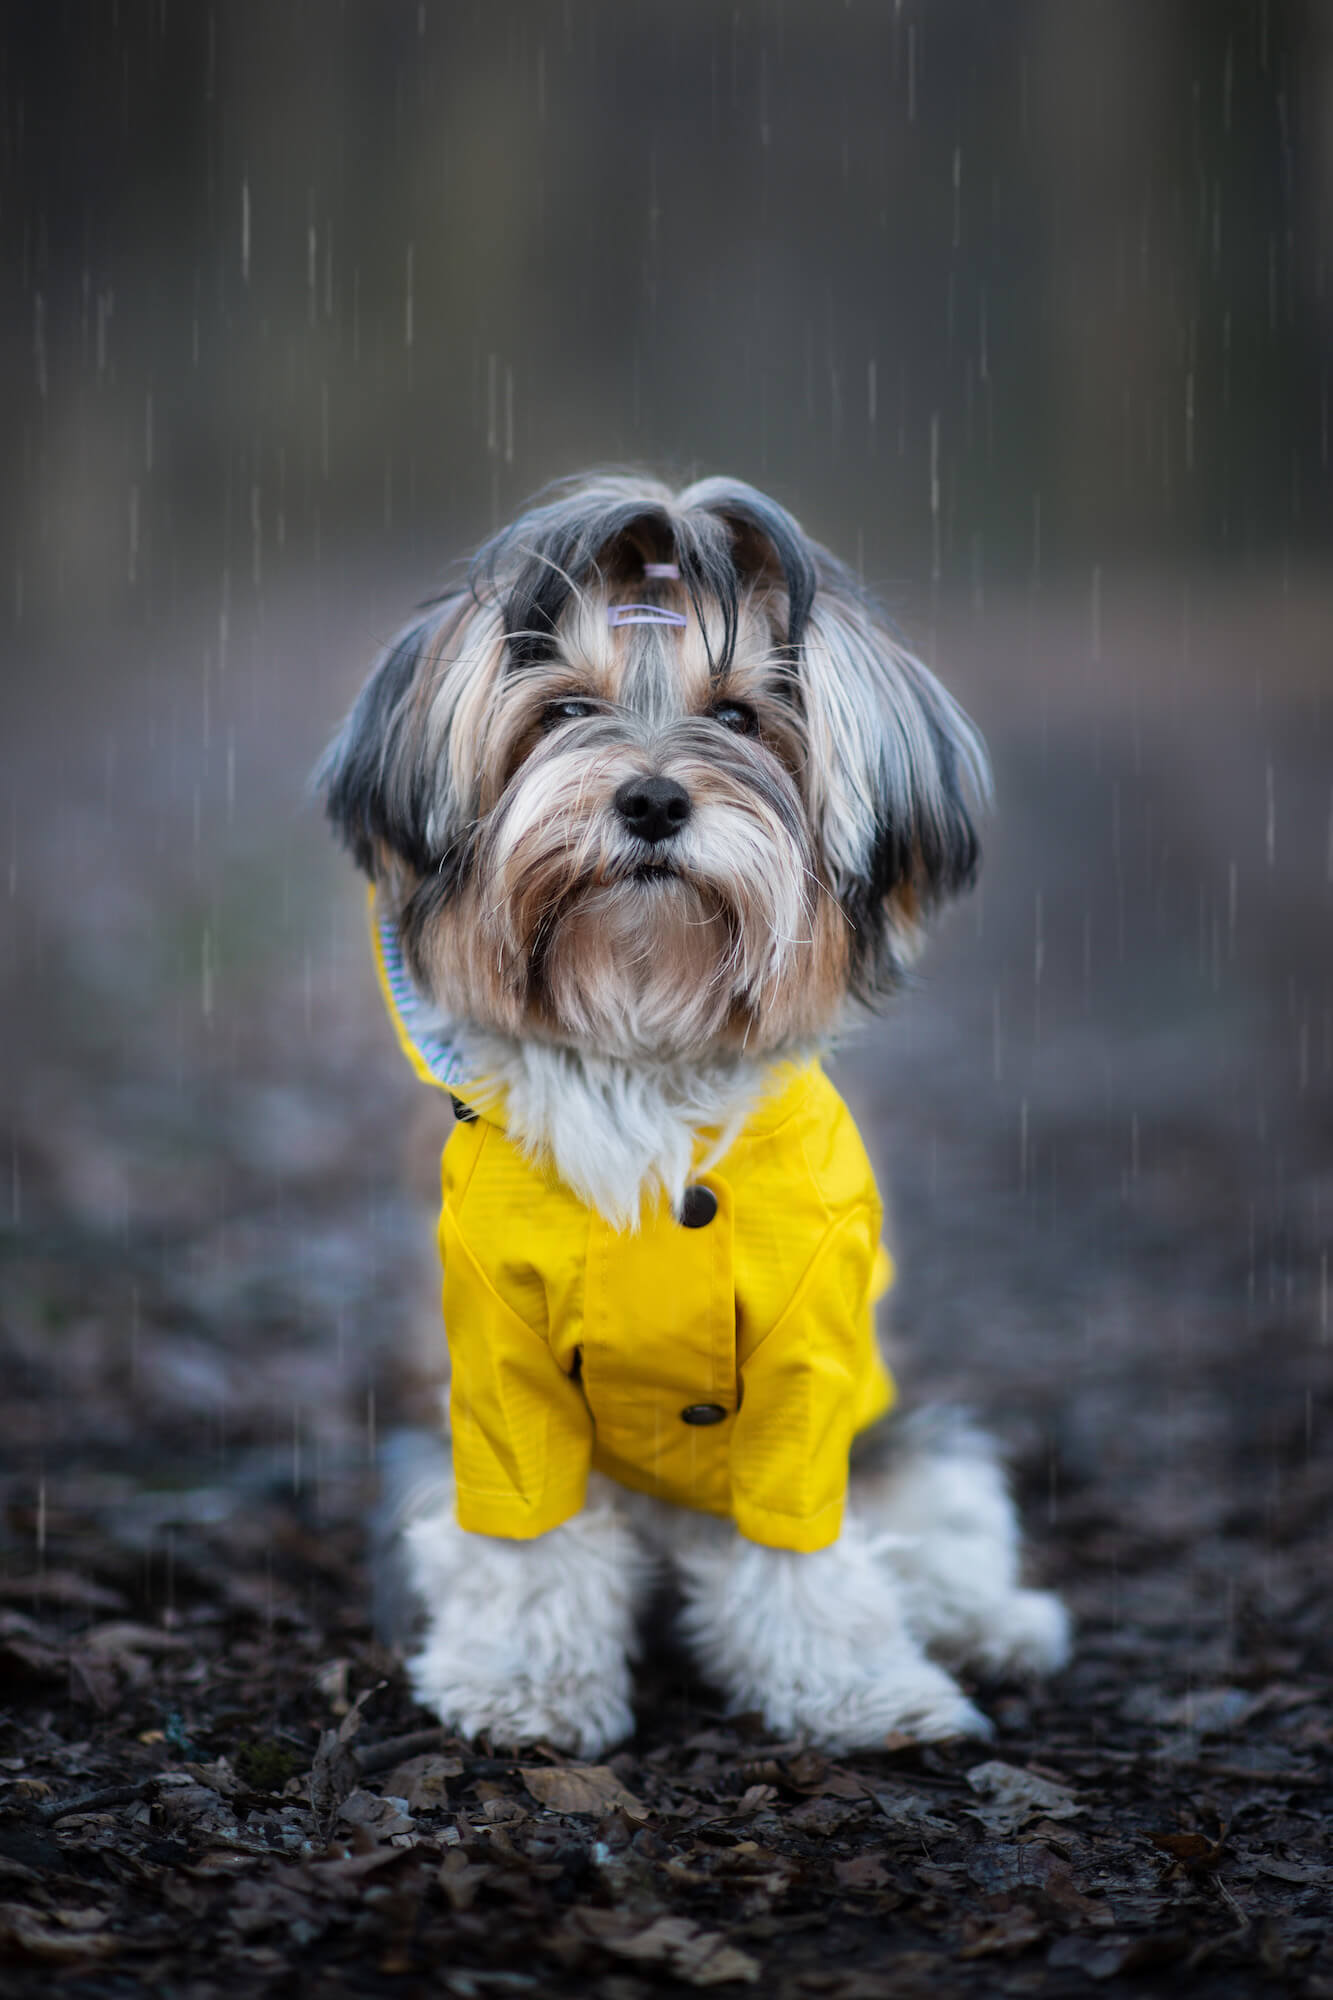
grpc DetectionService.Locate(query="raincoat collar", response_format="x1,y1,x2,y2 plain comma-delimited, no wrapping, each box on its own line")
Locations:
368,886,820,1141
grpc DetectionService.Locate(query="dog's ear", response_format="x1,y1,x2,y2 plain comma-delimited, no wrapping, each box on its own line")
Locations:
800,577,989,996
316,593,491,883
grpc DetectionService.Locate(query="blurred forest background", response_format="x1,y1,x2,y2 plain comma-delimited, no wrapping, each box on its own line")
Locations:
4,0,1330,1477
3,4,1333,1989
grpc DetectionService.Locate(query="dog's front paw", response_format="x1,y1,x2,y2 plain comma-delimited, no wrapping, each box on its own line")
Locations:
750,1653,994,1754
408,1634,634,1759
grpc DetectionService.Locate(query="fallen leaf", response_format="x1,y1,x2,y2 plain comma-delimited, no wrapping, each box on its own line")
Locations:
182,1757,242,1799
964,1762,1082,1833
481,1795,527,1825
565,1907,760,1985
1147,1828,1226,1868
79,1620,191,1655
788,1795,848,1836
1047,1931,1188,1979
1254,1854,1324,1885
0,1902,120,1963
309,1683,382,1830
382,1753,459,1813
520,1763,648,1821
959,1904,1047,1958
338,1788,414,1837
873,1789,956,1836
966,1843,1115,1927
820,1768,876,1800
834,1853,890,1892
438,1847,490,1912
305,1844,416,1890
0,1571,127,1611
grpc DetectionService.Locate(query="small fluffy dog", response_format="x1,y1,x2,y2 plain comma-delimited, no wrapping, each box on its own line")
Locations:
319,473,1068,1755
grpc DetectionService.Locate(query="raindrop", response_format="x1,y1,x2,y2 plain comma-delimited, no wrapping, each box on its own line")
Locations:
929,412,941,581
32,294,46,400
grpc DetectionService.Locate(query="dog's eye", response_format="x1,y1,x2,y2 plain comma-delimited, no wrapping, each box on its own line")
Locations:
544,698,597,727
708,700,759,736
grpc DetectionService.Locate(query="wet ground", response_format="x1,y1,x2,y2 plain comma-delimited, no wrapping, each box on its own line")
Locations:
1,564,1331,1995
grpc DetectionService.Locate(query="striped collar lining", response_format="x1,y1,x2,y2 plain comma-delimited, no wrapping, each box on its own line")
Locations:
375,903,467,1091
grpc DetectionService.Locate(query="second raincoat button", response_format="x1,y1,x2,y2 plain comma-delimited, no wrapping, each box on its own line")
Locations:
680,1403,727,1426
679,1185,718,1228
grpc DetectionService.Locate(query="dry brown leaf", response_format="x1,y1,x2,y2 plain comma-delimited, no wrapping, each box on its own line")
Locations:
438,1847,490,1912
0,1570,127,1611
8,1778,51,1803
309,1681,383,1829
0,1902,120,1963
182,1757,242,1799
481,1794,527,1825
834,1853,891,1892
384,1753,458,1813
874,1789,955,1836
79,1620,192,1655
305,1844,416,1890
819,1767,876,1800
1148,1827,1226,1868
567,1907,760,1985
338,1787,414,1837
964,1761,1082,1832
520,1762,648,1820
782,1750,828,1790
958,1905,1046,1959
1048,1931,1188,1979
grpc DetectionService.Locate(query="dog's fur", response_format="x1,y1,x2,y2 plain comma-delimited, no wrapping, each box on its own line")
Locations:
321,473,1068,1751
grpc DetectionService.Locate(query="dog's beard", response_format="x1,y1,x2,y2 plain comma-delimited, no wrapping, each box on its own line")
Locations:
460,744,823,1061
534,878,747,1058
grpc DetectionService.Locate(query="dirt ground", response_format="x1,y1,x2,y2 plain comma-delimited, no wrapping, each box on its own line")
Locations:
2,567,1331,1996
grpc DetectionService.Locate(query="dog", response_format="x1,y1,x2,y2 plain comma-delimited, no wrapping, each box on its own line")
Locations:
318,472,1069,1755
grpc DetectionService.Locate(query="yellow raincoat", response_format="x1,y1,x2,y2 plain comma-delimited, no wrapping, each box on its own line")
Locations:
371,898,896,1553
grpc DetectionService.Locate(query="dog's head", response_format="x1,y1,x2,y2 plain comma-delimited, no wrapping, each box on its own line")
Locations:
319,474,987,1062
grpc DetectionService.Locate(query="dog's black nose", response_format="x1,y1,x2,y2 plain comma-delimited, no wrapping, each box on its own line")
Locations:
614,775,692,845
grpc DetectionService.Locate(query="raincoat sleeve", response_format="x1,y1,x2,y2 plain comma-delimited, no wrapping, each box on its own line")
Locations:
728,1202,894,1553
440,1201,595,1540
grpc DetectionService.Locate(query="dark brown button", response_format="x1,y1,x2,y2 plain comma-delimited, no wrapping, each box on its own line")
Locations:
680,1403,727,1426
679,1184,718,1228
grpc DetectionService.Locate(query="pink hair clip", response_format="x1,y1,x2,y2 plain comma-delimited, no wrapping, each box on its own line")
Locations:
642,562,680,580
608,604,688,629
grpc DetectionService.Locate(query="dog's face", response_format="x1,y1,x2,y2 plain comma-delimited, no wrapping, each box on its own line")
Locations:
320,476,987,1062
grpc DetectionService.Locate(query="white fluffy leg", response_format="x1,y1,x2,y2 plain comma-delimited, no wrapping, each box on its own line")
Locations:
399,1472,651,1758
854,1409,1071,1679
674,1515,992,1752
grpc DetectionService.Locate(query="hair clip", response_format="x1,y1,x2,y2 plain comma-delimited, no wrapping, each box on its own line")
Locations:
642,562,680,580
608,604,689,629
